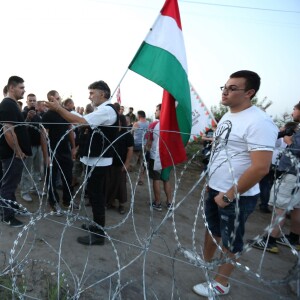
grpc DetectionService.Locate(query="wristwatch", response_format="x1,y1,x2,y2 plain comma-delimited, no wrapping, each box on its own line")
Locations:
222,194,233,204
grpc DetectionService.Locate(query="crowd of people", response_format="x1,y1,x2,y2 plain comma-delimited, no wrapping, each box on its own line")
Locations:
0,71,299,297
0,76,172,245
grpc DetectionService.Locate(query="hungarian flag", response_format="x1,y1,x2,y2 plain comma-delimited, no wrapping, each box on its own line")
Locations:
129,0,191,179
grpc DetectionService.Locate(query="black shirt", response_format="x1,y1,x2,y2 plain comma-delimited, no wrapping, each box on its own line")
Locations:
0,98,32,159
42,110,71,154
113,130,134,166
22,107,42,146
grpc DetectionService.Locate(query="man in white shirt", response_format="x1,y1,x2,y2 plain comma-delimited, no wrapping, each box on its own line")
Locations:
46,80,119,245
193,70,278,297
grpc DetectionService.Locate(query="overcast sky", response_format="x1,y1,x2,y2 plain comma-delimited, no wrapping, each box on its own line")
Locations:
0,0,299,120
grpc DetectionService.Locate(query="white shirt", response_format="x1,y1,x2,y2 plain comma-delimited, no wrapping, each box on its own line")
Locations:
80,100,117,167
208,106,278,196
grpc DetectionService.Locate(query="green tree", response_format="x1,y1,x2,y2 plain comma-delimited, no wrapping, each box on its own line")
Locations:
273,112,291,128
210,103,228,121
251,96,273,111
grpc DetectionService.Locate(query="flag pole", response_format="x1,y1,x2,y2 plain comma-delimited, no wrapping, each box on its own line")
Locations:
110,11,162,100
110,69,128,99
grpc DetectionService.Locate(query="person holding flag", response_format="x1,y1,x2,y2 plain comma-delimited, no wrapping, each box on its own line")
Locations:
146,104,172,211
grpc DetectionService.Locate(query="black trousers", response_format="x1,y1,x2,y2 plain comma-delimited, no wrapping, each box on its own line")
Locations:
87,165,108,229
47,154,73,207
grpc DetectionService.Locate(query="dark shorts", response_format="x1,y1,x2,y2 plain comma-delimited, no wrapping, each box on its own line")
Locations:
205,188,258,253
149,159,161,181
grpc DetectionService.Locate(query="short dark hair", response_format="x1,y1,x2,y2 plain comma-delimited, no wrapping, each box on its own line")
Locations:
63,98,74,107
294,102,300,110
137,110,146,118
230,70,260,99
27,93,36,98
47,90,58,99
3,85,8,96
114,102,120,112
88,80,110,99
284,121,298,131
85,103,94,114
7,76,24,89
156,104,161,110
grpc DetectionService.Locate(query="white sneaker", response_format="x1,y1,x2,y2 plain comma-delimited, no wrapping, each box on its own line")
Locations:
193,280,230,297
21,193,33,202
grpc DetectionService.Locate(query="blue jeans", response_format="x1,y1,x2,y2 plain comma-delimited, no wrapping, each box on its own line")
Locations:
0,158,24,219
205,188,258,253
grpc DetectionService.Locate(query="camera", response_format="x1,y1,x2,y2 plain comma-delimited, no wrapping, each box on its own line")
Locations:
277,127,295,139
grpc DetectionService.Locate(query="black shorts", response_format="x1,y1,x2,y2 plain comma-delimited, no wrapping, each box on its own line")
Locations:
149,159,161,180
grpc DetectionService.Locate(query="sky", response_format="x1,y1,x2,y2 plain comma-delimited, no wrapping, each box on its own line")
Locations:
0,0,299,120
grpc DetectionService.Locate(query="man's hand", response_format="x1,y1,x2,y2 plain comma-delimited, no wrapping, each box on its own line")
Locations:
26,110,36,121
15,150,26,160
283,135,293,146
214,192,230,208
45,98,60,112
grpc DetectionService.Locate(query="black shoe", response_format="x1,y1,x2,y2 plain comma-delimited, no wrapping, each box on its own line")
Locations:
2,216,24,228
277,235,300,251
81,223,99,232
77,234,105,245
259,206,271,214
248,238,279,254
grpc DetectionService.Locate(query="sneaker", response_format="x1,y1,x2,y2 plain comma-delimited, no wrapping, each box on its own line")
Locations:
277,236,300,251
248,238,279,254
16,210,31,216
50,203,63,216
193,280,230,297
151,202,162,211
21,193,33,202
2,216,24,228
167,202,173,211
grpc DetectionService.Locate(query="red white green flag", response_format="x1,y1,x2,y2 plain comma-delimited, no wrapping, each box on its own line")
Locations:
129,0,191,178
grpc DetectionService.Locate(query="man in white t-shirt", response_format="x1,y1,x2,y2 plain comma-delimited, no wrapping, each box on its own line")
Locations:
193,70,278,297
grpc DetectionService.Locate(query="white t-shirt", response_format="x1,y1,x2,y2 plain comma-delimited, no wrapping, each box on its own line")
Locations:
80,100,117,167
208,105,278,196
150,121,160,160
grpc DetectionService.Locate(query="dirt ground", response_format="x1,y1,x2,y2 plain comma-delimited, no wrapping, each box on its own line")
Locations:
0,163,298,299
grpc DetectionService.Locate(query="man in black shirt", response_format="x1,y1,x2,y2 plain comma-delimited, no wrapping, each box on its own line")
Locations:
42,90,77,213
0,76,32,227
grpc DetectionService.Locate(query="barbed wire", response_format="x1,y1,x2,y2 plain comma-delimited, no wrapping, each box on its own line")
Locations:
0,122,299,299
